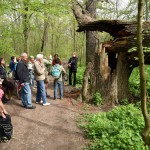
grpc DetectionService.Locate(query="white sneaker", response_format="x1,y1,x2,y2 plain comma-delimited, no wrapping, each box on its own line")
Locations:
36,100,43,104
43,103,50,106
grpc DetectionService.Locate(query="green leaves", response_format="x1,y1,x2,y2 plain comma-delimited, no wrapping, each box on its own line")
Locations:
93,92,103,106
129,66,150,97
80,105,149,149
76,66,85,85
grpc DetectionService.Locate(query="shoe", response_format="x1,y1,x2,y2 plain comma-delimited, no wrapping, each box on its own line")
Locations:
60,98,63,100
36,100,43,104
46,94,50,98
43,103,50,106
26,106,36,109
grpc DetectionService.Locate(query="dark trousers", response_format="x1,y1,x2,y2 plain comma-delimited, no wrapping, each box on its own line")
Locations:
69,70,76,86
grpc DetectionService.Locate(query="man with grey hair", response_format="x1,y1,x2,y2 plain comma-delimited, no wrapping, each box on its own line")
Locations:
16,52,36,109
34,54,50,106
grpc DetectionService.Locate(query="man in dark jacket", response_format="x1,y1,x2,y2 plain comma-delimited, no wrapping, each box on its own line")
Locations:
68,52,78,86
16,53,35,109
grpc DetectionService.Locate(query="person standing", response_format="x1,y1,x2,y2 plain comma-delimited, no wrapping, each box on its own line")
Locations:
16,53,36,109
52,54,62,66
43,56,51,98
0,58,7,79
68,52,78,86
34,54,50,106
28,56,35,90
49,54,53,65
0,79,8,118
51,58,66,100
0,58,9,104
9,56,16,72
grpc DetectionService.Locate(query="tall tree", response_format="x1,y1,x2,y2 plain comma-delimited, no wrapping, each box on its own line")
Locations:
137,0,150,144
85,0,97,64
41,0,49,53
23,0,30,54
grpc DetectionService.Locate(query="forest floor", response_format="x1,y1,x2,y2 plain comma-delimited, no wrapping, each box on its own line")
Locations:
0,77,111,150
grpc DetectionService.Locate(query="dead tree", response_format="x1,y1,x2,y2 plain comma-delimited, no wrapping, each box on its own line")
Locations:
72,4,150,104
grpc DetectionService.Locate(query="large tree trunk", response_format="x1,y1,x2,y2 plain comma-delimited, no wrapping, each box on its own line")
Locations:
86,0,97,65
82,46,132,104
137,0,150,145
116,52,133,100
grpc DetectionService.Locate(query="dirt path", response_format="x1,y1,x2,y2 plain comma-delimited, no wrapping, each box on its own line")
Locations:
0,79,87,150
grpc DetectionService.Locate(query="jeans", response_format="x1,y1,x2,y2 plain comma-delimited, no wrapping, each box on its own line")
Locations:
54,81,63,99
21,82,32,107
69,70,76,86
29,71,34,88
36,80,47,104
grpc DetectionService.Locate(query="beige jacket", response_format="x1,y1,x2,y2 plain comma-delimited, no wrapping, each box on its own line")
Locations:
34,61,45,81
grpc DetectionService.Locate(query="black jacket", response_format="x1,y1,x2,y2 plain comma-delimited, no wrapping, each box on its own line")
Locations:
68,57,78,72
0,65,7,79
16,60,30,83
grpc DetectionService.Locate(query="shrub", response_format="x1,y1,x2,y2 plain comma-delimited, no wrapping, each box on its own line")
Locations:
76,66,85,85
120,98,129,105
129,66,150,97
93,92,103,106
79,105,149,150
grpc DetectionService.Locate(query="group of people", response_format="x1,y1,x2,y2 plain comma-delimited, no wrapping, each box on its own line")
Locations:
0,52,78,115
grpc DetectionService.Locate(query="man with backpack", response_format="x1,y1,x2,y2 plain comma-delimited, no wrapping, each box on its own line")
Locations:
51,58,66,100
68,52,78,86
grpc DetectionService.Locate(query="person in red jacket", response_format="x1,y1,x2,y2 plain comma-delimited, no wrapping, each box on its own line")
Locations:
52,54,62,66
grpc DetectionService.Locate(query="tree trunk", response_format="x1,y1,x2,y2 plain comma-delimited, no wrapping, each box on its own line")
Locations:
137,0,150,145
41,20,49,52
145,0,149,21
23,1,29,54
73,18,76,52
86,0,97,65
116,52,133,101
82,46,132,104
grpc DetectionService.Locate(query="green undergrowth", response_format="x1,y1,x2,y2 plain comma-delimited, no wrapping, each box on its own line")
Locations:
129,66,150,97
93,92,103,106
76,66,85,88
79,104,150,150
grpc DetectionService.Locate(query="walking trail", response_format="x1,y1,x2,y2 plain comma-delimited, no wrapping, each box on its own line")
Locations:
0,78,88,150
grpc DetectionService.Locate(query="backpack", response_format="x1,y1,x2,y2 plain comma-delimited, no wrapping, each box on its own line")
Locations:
0,114,13,142
51,65,61,79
